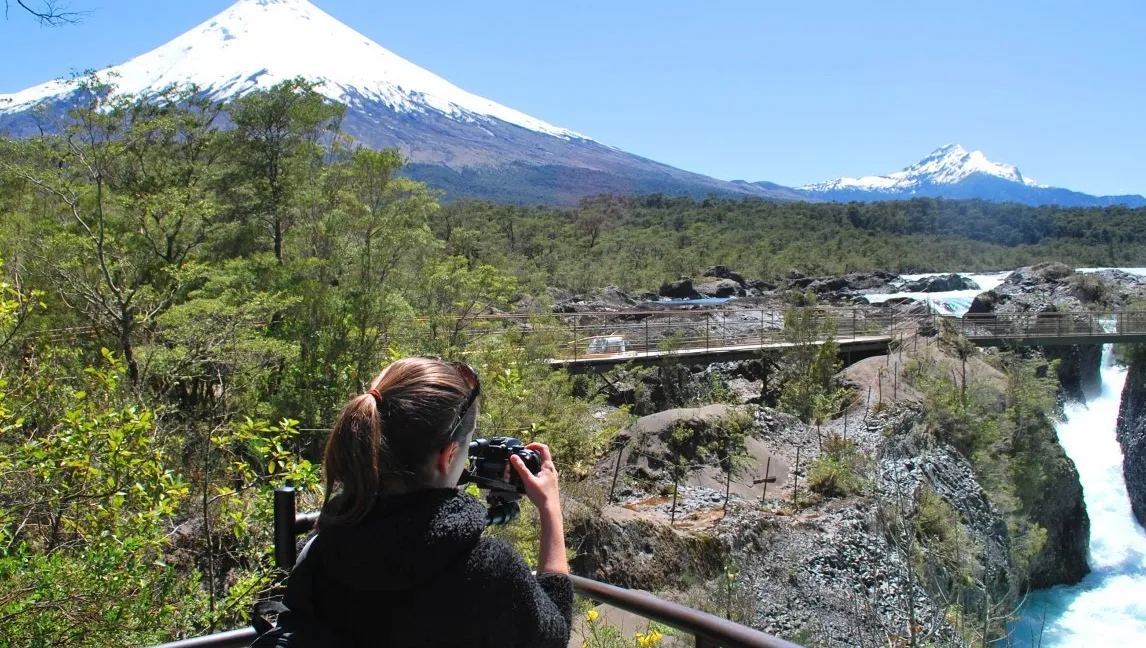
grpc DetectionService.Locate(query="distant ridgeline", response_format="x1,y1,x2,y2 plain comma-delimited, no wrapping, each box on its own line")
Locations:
434,194,1146,292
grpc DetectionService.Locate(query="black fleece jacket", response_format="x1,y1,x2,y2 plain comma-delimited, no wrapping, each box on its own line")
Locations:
283,488,573,648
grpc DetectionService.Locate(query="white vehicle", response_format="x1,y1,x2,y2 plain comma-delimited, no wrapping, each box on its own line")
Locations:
586,335,627,355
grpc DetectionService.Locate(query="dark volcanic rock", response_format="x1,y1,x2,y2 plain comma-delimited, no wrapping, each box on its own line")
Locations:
1117,355,1146,529
702,265,746,286
659,277,702,300
746,279,777,293
695,278,744,298
902,273,979,293
965,264,1112,397
785,271,899,302
1025,441,1091,589
567,506,725,590
1046,345,1103,400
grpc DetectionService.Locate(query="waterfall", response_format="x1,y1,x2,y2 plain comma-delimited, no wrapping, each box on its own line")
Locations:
1011,345,1146,646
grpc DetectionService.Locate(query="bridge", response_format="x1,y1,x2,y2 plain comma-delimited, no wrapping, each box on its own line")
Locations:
452,307,1146,372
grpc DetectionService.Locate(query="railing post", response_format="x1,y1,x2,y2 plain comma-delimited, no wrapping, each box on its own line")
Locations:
609,440,625,503
573,318,579,361
852,309,857,340
274,486,297,570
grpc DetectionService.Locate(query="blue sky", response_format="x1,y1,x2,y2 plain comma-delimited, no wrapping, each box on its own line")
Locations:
2,0,1144,195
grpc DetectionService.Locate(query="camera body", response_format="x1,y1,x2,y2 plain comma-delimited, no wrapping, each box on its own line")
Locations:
458,437,541,525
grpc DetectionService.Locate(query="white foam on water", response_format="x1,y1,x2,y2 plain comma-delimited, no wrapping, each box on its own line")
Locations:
865,271,1011,316
1010,346,1146,647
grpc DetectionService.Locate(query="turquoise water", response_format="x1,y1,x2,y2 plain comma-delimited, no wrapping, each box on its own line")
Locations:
1009,347,1146,647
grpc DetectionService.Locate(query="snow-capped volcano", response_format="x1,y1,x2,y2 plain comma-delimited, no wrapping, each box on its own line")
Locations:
795,144,1144,207
0,0,805,205
800,144,1045,193
0,0,584,140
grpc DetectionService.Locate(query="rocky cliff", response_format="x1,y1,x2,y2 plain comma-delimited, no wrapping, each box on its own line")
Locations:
1024,440,1091,588
1117,353,1146,529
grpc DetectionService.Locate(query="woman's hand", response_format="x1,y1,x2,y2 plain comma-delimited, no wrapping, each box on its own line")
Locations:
511,442,560,514
511,442,568,575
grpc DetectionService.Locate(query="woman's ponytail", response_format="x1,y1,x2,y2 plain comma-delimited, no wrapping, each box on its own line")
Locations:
318,357,477,528
320,393,386,526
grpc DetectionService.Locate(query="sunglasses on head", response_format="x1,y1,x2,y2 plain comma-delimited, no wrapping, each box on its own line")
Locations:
436,359,481,441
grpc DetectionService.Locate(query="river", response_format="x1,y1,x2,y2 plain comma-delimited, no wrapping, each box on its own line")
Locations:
871,270,1146,646
1009,347,1146,647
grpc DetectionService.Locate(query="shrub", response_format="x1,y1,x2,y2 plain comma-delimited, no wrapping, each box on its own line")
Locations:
807,434,867,497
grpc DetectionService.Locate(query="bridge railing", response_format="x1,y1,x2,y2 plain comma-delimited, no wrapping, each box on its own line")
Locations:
434,307,918,362
938,310,1146,341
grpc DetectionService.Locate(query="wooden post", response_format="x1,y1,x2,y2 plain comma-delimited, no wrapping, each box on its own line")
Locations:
761,457,771,503
792,446,801,509
608,441,624,503
572,318,579,361
644,318,649,356
723,442,732,514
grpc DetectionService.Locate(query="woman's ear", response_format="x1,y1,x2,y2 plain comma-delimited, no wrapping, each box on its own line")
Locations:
435,441,461,477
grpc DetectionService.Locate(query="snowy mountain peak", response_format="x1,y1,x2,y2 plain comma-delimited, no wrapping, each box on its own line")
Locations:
0,0,588,141
801,144,1046,193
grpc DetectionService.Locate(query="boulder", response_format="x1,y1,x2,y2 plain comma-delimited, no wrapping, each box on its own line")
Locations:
702,265,746,286
695,279,744,298
599,286,636,308
1118,354,1146,529
658,277,701,300
609,405,736,477
746,279,778,293
903,274,979,293
566,506,725,590
786,272,899,301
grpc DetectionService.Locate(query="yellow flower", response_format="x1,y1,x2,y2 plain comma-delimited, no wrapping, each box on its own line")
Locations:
585,609,599,623
636,630,664,647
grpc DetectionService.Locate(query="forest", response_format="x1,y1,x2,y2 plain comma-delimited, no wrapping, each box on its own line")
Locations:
433,193,1145,294
0,77,1141,646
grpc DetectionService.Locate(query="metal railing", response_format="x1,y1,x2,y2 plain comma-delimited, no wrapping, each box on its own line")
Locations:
146,488,803,648
937,310,1146,344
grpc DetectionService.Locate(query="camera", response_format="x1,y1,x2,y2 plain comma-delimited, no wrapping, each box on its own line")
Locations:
457,437,541,526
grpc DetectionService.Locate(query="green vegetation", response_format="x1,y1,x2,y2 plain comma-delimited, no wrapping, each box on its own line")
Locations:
431,194,1146,294
0,78,615,646
903,345,1061,574
776,301,851,423
0,75,1118,647
807,434,868,497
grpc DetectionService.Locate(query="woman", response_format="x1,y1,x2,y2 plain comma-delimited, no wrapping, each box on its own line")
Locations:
281,357,572,647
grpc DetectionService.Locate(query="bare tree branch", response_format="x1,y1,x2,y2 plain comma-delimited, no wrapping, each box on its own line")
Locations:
6,0,89,26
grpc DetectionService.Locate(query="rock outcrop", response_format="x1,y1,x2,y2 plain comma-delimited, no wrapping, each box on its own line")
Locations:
1117,354,1146,529
902,273,979,293
702,265,747,287
695,278,744,298
967,263,1105,398
1024,440,1091,588
659,277,702,300
567,505,726,590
